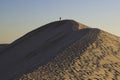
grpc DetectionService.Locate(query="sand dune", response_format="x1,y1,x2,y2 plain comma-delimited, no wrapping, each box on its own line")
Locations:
0,20,120,80
0,20,88,80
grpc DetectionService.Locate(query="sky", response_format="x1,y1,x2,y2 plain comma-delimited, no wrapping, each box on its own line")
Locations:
0,0,120,43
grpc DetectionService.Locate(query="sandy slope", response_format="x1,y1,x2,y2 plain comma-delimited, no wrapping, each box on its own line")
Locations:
0,20,120,80
19,29,120,80
18,21,120,80
0,20,89,80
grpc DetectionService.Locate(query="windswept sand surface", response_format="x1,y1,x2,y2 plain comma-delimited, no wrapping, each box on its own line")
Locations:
20,29,120,80
0,20,120,80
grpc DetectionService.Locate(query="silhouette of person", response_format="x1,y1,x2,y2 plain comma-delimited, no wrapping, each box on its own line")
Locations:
59,17,61,21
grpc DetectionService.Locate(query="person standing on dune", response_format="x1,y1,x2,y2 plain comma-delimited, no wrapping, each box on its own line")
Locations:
59,17,61,21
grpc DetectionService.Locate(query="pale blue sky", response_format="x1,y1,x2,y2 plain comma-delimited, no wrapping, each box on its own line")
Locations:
0,0,120,43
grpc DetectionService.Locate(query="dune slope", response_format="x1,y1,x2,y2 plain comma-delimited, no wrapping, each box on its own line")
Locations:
19,28,120,80
0,20,120,80
0,20,91,80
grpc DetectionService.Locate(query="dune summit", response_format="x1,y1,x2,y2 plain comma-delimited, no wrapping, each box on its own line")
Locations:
0,20,120,80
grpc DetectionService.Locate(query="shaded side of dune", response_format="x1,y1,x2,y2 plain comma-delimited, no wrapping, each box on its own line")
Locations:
0,20,92,80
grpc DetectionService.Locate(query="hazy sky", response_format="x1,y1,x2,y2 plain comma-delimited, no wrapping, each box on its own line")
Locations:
0,0,120,43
